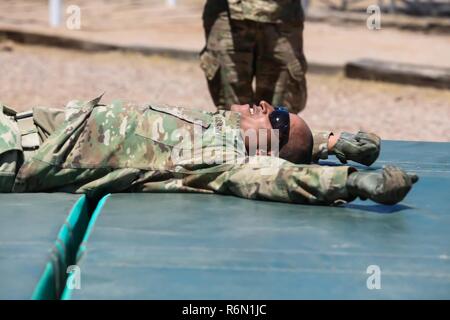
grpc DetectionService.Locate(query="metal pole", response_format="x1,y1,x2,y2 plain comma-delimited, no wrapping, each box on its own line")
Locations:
389,0,397,13
49,0,63,27
166,0,177,7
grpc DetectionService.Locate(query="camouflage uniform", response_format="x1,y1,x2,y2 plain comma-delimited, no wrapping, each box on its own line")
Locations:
312,130,333,162
0,98,353,205
200,0,307,113
0,105,22,192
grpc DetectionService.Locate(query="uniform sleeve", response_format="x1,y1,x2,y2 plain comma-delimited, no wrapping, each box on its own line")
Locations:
312,130,333,162
0,105,23,192
190,156,355,205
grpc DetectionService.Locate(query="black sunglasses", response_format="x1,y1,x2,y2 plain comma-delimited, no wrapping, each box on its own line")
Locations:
268,106,290,147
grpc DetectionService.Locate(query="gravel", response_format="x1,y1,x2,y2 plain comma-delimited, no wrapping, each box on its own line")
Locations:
1,43,449,141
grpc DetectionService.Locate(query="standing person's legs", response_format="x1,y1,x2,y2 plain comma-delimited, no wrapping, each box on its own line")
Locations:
201,2,256,109
254,21,308,114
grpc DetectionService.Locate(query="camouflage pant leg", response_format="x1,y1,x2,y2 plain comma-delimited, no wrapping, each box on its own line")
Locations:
0,105,23,192
12,107,65,163
33,107,65,143
0,106,59,185
254,21,307,114
201,12,256,109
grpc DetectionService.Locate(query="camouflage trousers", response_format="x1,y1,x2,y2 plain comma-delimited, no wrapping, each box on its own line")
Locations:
0,105,65,192
200,11,307,113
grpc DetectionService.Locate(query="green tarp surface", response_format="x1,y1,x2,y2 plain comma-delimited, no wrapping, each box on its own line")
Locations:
0,194,88,299
67,141,450,299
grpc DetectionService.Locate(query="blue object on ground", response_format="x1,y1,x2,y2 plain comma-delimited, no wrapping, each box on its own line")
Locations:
0,194,89,299
67,141,450,299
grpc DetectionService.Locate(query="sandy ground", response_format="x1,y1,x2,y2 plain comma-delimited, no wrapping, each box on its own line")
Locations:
1,43,449,142
0,0,449,67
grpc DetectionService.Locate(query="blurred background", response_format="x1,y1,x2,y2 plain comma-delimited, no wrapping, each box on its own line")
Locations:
0,0,449,141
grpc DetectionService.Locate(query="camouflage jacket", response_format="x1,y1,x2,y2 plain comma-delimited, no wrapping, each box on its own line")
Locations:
228,0,304,23
1,98,352,205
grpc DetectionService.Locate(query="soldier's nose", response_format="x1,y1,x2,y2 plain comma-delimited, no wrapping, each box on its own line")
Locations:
249,104,255,115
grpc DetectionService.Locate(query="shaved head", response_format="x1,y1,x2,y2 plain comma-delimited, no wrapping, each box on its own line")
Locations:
230,101,313,164
279,114,313,164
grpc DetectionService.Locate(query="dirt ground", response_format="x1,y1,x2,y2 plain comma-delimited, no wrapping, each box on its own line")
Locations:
1,43,449,142
1,0,450,67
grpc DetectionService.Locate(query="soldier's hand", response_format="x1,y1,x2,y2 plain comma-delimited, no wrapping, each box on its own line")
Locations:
346,166,419,205
332,131,381,166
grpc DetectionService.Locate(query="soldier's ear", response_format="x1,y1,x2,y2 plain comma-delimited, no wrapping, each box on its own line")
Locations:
259,101,271,114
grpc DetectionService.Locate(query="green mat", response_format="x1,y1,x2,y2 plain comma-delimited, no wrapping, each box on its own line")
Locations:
64,141,450,299
0,194,90,300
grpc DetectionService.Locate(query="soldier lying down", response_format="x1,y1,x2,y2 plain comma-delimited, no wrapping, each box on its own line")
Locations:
0,96,418,205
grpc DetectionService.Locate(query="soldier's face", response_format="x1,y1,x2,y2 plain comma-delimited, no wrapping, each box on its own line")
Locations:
231,101,312,160
230,100,275,129
230,101,279,154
